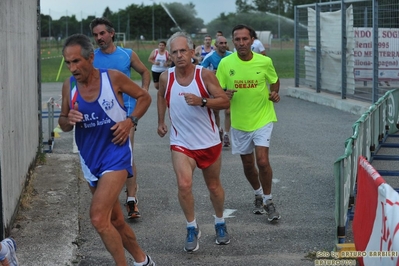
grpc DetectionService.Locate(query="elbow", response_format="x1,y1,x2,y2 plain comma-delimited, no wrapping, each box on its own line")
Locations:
218,98,230,110
224,100,230,109
59,122,72,132
137,91,152,109
58,117,71,132
144,92,152,108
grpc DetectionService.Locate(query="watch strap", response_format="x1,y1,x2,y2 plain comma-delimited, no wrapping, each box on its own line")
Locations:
128,116,138,127
201,98,207,107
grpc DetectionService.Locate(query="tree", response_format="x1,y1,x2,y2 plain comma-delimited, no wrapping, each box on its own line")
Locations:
40,14,51,38
235,0,254,13
40,2,206,40
102,7,113,18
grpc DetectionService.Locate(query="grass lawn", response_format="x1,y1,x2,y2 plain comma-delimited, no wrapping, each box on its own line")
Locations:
40,43,294,83
40,48,153,82
267,49,295,79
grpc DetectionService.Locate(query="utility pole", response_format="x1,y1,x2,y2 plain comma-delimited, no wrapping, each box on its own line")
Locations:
152,3,155,41
80,11,83,34
49,9,51,38
151,0,155,41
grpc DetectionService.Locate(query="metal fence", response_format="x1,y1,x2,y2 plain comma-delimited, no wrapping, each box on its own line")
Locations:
334,88,399,243
294,0,399,104
294,0,399,244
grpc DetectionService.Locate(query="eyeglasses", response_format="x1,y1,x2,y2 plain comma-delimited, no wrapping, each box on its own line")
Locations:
219,42,228,44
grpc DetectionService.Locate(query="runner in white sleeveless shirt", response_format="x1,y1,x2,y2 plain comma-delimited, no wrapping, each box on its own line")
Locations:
157,32,231,252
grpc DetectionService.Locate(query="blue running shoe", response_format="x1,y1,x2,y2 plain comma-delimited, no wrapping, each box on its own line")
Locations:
215,223,230,245
184,226,201,252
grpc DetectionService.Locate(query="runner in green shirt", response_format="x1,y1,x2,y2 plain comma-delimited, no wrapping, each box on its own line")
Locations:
216,24,281,222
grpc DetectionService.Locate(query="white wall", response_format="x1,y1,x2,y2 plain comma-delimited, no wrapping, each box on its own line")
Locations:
0,0,39,237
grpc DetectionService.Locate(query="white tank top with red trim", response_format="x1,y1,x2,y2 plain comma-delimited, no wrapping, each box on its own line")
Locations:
165,65,220,149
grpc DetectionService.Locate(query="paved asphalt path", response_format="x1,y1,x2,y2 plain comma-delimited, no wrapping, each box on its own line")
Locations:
17,80,360,265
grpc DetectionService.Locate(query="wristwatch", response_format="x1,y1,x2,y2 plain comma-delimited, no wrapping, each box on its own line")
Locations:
201,98,207,107
128,116,138,127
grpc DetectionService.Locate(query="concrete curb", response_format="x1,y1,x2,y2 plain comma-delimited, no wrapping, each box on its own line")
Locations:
12,152,80,265
285,86,371,116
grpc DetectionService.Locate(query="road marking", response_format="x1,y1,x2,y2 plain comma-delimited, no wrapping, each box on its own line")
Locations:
213,209,237,219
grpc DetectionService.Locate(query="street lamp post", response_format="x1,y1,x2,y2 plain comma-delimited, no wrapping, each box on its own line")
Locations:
49,9,51,38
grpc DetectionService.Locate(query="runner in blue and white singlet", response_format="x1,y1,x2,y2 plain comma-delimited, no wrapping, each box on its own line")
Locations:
60,33,154,265
70,69,133,187
195,35,214,63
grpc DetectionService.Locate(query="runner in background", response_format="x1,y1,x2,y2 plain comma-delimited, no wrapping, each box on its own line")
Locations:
90,17,151,220
148,41,171,90
195,34,214,64
201,35,233,147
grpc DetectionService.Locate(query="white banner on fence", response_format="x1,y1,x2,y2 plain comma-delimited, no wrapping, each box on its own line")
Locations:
354,27,399,81
306,6,355,94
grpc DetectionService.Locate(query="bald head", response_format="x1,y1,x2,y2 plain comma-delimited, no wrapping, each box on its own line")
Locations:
215,36,228,54
216,36,227,44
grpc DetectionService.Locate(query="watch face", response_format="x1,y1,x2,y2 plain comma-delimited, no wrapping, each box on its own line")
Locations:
129,116,138,125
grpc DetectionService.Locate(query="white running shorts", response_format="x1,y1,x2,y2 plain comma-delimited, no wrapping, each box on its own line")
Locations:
231,123,274,155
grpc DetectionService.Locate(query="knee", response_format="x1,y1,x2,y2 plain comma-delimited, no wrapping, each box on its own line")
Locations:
257,158,271,170
90,213,110,233
207,182,223,195
177,177,192,191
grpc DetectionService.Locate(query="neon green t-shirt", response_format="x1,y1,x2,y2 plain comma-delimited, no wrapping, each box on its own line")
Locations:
216,52,278,132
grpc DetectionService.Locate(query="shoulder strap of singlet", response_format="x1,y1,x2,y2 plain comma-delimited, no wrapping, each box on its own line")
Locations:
194,66,209,98
165,68,175,108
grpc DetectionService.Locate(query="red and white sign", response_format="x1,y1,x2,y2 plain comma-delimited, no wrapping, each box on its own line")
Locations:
353,156,399,266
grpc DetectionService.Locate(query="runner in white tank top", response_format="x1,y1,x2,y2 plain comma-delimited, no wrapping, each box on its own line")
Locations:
157,32,231,252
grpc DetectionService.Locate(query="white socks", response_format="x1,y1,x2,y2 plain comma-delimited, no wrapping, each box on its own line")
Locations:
134,255,149,266
254,187,263,196
127,196,136,203
254,187,272,203
187,219,197,228
214,216,225,225
263,194,272,203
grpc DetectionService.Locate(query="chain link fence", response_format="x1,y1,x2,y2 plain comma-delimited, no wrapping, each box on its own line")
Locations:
294,0,399,104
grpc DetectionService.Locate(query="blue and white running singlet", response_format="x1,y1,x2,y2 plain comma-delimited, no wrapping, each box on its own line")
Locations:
70,69,133,187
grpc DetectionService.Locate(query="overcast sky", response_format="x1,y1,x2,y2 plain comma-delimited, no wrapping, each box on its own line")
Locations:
40,0,237,24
